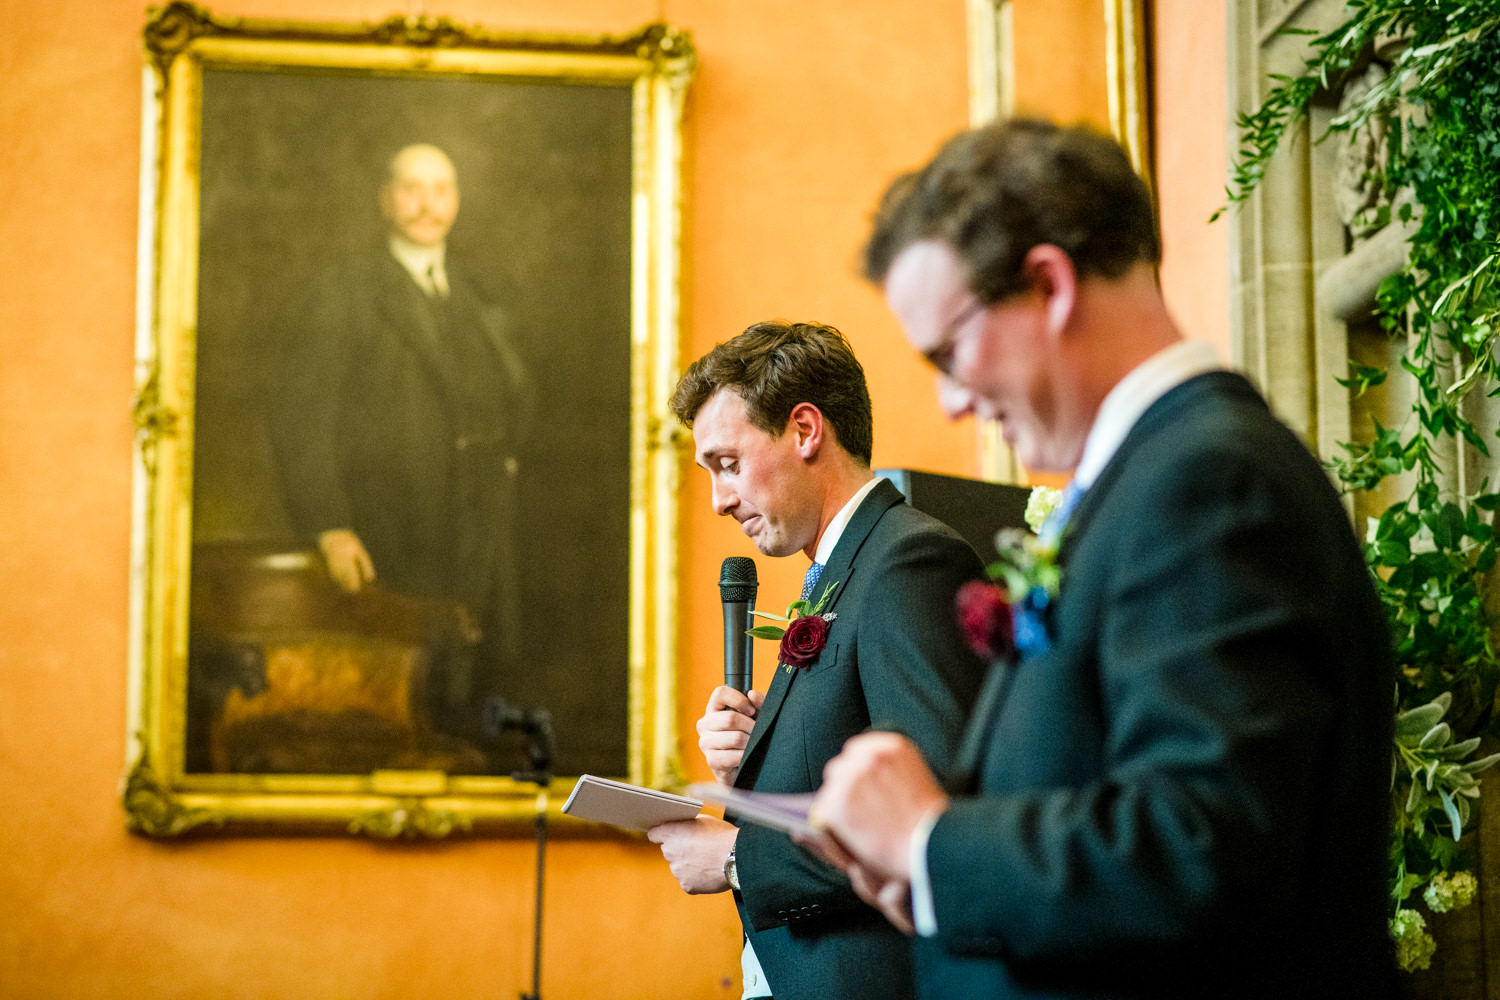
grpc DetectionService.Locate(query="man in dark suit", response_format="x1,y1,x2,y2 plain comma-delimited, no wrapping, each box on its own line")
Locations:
808,120,1402,998
268,143,533,739
647,321,988,999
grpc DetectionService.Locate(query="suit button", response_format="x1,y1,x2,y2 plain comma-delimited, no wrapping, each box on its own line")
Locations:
776,910,788,921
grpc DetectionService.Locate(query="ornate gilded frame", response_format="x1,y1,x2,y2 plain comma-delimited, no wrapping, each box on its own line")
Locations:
125,2,693,837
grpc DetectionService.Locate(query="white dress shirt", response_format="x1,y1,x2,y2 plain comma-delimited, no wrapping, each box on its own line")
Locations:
387,233,448,297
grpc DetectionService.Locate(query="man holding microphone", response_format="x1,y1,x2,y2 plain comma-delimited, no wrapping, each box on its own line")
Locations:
648,320,988,1000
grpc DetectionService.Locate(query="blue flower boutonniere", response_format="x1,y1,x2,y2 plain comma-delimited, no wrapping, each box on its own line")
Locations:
747,583,840,673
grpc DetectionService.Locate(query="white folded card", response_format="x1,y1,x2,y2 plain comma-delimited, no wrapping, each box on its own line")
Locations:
561,774,702,831
689,783,817,837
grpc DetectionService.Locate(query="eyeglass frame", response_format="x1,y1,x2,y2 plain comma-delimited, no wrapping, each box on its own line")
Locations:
921,296,990,375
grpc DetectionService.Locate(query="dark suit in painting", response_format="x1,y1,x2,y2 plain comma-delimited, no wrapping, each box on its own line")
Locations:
733,477,988,999
916,372,1400,999
268,249,535,713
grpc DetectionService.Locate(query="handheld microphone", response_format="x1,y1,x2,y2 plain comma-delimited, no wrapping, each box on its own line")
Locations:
719,556,758,693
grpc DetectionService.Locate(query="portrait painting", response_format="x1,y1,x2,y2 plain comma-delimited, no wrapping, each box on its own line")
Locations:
126,3,693,836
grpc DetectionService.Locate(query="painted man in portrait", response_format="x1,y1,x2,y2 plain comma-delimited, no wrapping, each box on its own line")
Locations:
267,143,535,747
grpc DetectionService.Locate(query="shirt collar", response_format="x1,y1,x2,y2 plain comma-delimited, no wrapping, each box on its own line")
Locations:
1073,339,1224,490
387,233,446,287
813,476,881,566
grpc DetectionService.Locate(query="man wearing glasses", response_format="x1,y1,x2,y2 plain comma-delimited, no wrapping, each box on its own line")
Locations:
807,119,1401,1000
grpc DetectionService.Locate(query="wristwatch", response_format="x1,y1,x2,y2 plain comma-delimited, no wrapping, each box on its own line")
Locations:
723,847,740,891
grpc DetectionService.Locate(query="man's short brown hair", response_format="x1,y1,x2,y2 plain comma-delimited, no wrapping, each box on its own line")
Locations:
862,118,1160,303
669,320,874,466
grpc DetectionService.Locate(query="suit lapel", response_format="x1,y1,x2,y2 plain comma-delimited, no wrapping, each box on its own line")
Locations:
950,658,1014,787
733,479,905,785
735,660,794,788
373,253,454,397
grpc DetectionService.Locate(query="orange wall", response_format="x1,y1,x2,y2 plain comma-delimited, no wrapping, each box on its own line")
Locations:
1011,0,1111,126
0,1,972,997
1007,0,1230,359
1152,0,1231,358
0,1,1227,996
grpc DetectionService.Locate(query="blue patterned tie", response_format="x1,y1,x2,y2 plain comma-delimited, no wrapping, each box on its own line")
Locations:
1038,481,1086,548
801,561,825,602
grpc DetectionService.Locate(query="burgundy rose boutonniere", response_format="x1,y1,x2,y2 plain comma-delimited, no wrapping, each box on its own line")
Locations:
778,613,832,668
957,580,1014,660
747,582,840,672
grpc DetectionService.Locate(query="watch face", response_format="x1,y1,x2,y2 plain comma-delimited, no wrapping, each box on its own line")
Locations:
724,852,740,891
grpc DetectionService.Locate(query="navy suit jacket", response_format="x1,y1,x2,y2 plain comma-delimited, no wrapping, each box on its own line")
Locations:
917,373,1401,999
732,477,988,1000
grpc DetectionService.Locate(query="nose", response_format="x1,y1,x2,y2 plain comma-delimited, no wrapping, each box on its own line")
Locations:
710,477,737,517
937,374,976,421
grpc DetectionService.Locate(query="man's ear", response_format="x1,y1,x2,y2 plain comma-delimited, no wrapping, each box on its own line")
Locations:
1022,244,1078,336
787,402,825,459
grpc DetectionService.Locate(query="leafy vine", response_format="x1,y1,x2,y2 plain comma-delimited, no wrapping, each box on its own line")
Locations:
1222,0,1500,972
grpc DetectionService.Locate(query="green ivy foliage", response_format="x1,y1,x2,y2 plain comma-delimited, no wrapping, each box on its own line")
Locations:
1223,0,1500,954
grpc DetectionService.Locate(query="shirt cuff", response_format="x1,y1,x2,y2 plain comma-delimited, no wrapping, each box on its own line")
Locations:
909,806,944,937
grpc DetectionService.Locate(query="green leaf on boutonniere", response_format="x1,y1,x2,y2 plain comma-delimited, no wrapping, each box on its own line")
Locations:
746,582,840,641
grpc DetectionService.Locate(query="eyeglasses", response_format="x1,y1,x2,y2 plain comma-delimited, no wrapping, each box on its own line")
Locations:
922,297,989,375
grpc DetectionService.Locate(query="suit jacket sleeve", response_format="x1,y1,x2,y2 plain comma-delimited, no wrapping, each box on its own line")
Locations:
738,516,988,930
268,271,362,536
923,419,1391,966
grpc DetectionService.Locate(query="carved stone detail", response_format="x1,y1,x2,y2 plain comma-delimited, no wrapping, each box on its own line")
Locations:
1333,62,1392,242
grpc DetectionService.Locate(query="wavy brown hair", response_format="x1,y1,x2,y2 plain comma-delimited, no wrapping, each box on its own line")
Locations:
669,320,873,466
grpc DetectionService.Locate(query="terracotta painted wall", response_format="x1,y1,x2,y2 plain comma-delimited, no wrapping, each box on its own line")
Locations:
0,1,1228,996
1007,0,1230,360
1152,0,1231,359
0,1,974,997
1010,0,1110,127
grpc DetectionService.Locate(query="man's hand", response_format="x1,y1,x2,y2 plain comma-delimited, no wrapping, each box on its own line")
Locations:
647,815,739,894
318,528,375,593
794,733,942,935
790,827,918,934
696,685,764,785
849,865,918,935
812,732,948,884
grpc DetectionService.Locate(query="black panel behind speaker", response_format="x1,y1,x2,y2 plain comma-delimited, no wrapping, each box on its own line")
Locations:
875,468,1032,564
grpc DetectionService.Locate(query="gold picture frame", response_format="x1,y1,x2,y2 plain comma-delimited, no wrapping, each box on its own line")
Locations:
125,2,694,837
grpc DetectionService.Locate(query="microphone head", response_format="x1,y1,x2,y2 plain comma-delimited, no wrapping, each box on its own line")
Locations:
719,556,758,602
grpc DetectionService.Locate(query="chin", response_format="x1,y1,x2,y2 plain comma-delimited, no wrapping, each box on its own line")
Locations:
752,536,799,559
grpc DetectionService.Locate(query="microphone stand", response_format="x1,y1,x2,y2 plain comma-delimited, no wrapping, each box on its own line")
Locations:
484,698,554,1000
